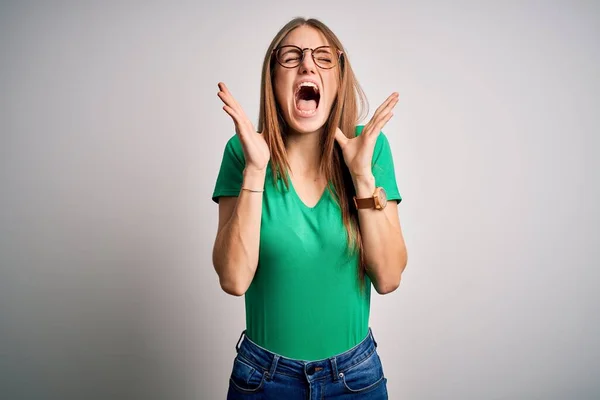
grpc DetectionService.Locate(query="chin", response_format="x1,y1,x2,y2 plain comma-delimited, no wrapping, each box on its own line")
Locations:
287,103,331,134
289,119,327,134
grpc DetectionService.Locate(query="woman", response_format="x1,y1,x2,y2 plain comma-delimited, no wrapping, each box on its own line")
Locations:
212,16,407,399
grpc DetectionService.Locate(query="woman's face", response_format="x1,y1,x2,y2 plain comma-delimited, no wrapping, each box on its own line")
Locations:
273,26,340,134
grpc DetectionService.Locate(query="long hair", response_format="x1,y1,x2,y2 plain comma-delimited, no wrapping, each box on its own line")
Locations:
257,17,370,292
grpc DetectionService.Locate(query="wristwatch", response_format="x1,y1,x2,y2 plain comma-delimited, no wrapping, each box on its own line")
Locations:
353,187,387,210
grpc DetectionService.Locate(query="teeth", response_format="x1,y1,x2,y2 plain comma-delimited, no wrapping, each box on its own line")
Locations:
297,81,319,93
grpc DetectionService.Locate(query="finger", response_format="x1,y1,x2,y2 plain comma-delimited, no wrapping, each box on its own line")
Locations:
222,104,239,122
364,93,398,134
222,105,245,133
371,92,399,121
372,96,398,128
219,92,253,131
217,90,233,108
218,82,248,119
374,94,399,121
225,107,258,141
334,127,349,148
371,111,394,135
217,86,241,112
367,96,398,135
218,92,247,124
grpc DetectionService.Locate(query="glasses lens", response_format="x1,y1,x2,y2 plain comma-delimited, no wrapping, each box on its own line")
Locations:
313,47,336,68
276,46,339,68
277,47,303,67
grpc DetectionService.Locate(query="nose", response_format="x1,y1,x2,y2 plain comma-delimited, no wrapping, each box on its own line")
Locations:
298,49,317,74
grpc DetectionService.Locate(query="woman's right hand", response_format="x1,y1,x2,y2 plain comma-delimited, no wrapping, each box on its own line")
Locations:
217,82,270,173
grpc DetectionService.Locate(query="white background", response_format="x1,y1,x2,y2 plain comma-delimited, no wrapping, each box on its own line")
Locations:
1,0,598,398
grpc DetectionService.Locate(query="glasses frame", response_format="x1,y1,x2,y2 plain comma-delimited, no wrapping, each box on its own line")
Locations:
272,45,343,69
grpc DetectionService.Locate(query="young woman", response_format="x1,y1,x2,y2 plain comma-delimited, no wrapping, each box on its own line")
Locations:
212,17,407,399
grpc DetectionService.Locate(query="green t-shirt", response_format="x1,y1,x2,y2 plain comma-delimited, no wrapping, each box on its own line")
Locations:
212,125,401,360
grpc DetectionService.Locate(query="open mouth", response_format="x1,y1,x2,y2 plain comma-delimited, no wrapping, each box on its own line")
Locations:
294,83,320,116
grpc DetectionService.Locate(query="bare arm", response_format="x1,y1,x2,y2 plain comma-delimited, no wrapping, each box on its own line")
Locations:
334,92,407,295
212,168,265,296
353,175,407,295
213,82,270,296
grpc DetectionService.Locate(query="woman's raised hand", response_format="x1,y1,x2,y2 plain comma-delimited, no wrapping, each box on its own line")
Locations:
334,92,399,178
217,82,270,173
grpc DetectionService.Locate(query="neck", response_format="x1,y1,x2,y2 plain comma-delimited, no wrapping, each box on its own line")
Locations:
285,127,324,179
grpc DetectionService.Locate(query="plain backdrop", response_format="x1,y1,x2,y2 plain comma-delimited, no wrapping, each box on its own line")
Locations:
1,1,599,399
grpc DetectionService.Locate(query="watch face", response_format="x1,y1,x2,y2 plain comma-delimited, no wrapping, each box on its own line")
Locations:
377,187,387,209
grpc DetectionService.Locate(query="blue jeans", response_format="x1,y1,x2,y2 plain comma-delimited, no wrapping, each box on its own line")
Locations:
226,327,388,399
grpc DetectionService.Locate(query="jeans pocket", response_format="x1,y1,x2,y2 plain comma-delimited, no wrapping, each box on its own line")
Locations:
229,355,266,393
340,349,386,394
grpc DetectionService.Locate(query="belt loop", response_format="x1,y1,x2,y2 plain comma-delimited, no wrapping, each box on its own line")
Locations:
330,357,339,381
266,354,280,381
235,330,246,353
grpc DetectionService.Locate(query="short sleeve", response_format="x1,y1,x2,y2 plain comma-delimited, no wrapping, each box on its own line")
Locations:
212,134,246,203
355,125,402,203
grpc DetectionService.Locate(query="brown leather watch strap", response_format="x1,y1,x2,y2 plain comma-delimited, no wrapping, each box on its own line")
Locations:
354,196,375,209
353,187,387,210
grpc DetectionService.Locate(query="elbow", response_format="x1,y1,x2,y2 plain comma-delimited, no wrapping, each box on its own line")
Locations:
375,278,401,295
374,259,407,295
215,262,252,297
213,252,248,297
213,255,254,297
219,277,247,297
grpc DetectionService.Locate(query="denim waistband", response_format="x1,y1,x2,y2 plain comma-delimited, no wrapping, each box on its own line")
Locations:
233,328,379,382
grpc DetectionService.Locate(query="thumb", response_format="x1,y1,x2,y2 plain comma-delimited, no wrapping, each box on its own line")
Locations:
334,127,349,148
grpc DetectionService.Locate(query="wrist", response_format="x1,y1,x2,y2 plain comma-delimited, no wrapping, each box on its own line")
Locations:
243,167,266,190
352,173,376,197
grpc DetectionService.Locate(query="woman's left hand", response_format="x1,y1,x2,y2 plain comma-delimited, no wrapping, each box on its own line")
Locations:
334,92,399,178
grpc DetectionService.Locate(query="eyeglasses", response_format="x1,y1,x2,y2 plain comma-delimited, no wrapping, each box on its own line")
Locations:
272,45,343,69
